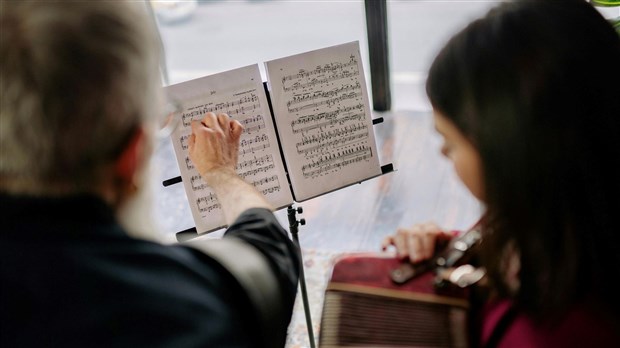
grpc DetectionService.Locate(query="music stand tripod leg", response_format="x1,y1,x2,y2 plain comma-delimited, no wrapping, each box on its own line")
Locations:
287,205,316,348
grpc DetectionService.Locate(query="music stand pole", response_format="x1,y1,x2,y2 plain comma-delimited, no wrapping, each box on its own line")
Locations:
287,205,316,348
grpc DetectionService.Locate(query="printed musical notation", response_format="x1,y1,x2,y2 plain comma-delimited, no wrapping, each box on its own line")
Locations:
197,193,219,213
286,82,361,109
266,41,382,201
175,83,286,224
166,43,382,232
181,94,260,127
236,153,273,170
190,175,206,191
167,64,293,233
242,114,266,134
180,134,191,150
185,156,194,171
296,123,368,155
237,154,275,179
281,56,359,92
291,103,364,133
280,56,370,176
240,134,270,155
301,145,373,178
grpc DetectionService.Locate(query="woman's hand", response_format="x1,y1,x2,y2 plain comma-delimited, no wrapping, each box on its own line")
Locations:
381,222,454,263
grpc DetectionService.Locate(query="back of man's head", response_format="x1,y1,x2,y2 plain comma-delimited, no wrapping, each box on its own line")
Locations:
1,1,160,195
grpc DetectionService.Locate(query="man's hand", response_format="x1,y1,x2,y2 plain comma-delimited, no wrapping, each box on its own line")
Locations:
188,112,243,178
187,112,271,225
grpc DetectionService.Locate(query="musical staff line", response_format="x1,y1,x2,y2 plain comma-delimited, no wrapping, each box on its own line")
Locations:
181,93,260,126
293,112,366,135
286,82,361,108
288,91,360,113
239,164,276,180
281,55,357,84
185,156,194,171
261,185,281,195
250,175,280,188
190,175,207,191
197,193,219,213
291,103,364,129
180,134,191,150
301,145,373,178
283,70,360,93
241,114,266,135
240,134,270,155
297,131,368,155
236,154,274,171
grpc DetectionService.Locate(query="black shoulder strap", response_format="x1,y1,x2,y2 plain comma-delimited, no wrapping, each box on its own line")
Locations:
186,237,285,348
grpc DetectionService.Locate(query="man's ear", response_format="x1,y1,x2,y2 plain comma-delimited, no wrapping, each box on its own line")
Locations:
114,128,146,183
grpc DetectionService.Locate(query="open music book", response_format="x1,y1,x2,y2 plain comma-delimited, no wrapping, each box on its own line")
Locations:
165,41,385,233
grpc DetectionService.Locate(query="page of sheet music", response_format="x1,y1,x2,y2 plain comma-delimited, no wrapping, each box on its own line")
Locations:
166,65,293,233
265,41,382,201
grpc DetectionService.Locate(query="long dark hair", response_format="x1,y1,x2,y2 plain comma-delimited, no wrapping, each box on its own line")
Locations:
426,0,620,320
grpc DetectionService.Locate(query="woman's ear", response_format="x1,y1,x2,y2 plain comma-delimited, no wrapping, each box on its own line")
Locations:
114,128,146,183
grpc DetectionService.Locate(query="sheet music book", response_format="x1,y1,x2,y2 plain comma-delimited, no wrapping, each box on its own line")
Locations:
165,41,383,233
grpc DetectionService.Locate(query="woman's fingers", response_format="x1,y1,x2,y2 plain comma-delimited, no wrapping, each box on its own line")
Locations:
382,222,450,263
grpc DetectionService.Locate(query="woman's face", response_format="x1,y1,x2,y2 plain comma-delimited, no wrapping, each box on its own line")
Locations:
433,110,485,201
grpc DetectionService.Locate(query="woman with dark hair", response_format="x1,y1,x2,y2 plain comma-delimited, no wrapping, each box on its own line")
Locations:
382,1,620,346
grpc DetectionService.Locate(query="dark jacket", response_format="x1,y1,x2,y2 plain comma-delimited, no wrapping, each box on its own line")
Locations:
0,193,299,347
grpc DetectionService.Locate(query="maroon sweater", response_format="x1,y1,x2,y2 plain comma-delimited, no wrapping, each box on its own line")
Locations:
481,298,618,347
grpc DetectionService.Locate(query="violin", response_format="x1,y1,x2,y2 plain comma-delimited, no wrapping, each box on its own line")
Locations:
390,223,485,288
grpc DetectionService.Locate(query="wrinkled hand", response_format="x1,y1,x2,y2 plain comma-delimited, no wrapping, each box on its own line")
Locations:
381,222,453,263
188,112,243,177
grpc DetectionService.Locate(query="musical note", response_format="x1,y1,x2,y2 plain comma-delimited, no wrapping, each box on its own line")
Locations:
180,134,191,150
236,154,274,171
190,175,207,191
239,164,276,180
291,103,364,131
296,126,369,155
181,93,261,126
250,175,279,188
241,114,266,134
185,156,194,171
261,185,281,195
301,145,374,178
240,134,271,155
281,55,358,91
286,82,361,108
293,111,366,135
196,193,220,213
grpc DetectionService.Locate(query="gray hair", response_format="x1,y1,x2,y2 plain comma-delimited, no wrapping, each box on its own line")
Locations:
0,1,161,194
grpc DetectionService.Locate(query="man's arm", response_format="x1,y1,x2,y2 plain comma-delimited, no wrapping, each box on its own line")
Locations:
188,111,300,347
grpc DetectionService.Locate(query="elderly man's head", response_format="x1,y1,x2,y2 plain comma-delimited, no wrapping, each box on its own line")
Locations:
1,2,163,238
1,2,160,194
